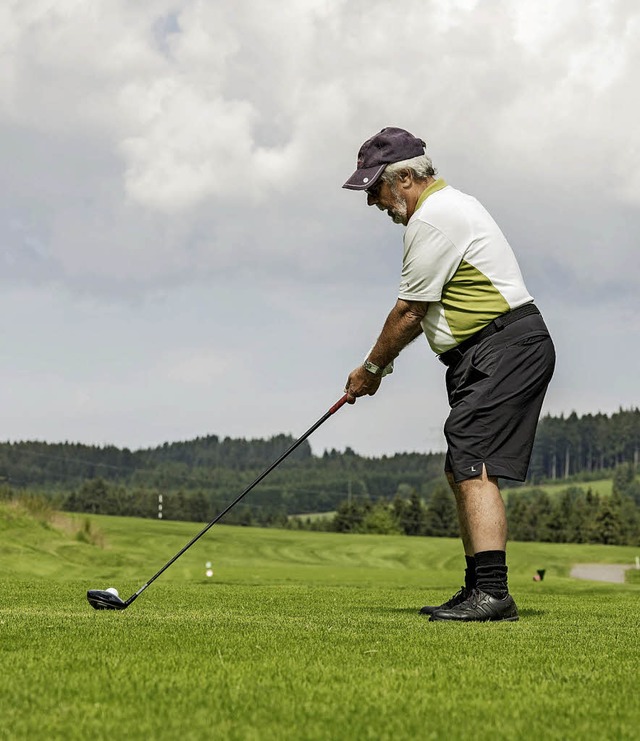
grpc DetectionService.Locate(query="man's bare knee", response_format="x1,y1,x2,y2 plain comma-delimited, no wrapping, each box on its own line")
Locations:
455,465,499,497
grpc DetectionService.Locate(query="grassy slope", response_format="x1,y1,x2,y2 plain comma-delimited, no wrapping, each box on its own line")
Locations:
1,504,639,740
502,477,613,500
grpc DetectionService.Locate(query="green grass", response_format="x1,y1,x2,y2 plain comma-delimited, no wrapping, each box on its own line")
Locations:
503,477,613,500
289,510,336,521
1,502,639,740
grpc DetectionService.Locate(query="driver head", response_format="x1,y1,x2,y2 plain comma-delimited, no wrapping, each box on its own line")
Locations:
87,589,127,610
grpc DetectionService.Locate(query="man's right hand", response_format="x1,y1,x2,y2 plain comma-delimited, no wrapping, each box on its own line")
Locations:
344,365,383,404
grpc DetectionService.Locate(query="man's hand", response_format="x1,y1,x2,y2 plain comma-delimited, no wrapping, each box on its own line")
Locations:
345,365,382,404
344,298,428,405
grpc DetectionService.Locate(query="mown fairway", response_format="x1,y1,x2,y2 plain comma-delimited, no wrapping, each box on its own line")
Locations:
1,503,639,740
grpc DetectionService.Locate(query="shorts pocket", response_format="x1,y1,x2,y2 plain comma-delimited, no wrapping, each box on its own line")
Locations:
509,332,550,348
468,341,501,378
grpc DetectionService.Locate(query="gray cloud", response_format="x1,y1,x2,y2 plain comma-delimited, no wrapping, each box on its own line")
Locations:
0,0,637,454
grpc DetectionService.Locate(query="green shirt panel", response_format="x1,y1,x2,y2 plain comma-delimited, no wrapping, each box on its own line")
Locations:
442,259,510,343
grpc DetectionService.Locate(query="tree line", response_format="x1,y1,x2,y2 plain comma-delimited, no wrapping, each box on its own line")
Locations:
0,407,638,527
528,408,640,481
3,461,636,546
290,463,640,546
0,440,446,518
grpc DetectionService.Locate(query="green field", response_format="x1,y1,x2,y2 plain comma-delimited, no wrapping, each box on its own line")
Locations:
1,500,639,740
502,477,613,500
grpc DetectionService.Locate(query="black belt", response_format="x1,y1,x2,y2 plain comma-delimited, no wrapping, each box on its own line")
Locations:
438,303,540,368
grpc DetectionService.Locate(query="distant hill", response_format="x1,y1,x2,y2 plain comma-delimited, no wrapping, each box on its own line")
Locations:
0,407,637,524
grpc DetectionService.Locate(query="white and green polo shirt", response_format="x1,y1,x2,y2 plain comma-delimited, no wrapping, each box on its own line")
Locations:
398,179,533,354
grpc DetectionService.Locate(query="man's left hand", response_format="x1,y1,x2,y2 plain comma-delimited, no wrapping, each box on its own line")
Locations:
345,366,382,404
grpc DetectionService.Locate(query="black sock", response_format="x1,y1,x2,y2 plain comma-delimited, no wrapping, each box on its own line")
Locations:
474,550,508,598
464,555,477,591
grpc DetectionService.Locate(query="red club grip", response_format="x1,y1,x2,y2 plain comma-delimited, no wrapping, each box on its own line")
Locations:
328,394,348,415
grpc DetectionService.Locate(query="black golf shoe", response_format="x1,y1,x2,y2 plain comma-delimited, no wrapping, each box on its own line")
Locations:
429,588,519,622
419,586,470,616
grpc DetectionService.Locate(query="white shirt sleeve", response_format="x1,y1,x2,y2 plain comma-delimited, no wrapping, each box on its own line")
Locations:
398,220,463,302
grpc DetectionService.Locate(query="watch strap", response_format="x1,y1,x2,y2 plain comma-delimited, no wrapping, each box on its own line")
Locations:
363,360,383,376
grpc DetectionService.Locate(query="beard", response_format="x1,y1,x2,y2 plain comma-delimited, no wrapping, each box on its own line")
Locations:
387,182,408,225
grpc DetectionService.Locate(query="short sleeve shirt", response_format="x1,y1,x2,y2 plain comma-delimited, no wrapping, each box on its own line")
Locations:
398,180,534,354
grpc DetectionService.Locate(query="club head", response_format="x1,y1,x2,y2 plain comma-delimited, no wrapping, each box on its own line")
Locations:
87,589,127,610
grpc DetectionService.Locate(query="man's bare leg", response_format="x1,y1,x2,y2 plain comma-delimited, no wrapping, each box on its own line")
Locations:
446,473,473,556
430,465,518,620
447,467,507,554
421,467,514,617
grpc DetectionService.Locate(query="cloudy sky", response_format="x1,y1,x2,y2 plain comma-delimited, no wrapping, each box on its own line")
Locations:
1,0,638,458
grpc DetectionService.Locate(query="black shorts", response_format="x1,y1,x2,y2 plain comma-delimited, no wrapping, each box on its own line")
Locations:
443,313,555,483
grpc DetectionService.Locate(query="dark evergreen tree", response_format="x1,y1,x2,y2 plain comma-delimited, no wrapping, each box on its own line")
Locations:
424,485,458,538
506,495,532,541
589,497,625,545
401,490,428,536
557,487,589,543
530,491,555,542
332,500,370,533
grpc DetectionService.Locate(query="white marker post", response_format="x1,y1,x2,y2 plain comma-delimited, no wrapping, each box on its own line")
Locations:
158,494,163,519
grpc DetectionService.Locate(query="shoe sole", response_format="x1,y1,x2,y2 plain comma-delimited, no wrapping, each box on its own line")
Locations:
429,615,519,623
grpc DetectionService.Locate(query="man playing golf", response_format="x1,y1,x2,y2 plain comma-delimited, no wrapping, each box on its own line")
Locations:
343,127,555,622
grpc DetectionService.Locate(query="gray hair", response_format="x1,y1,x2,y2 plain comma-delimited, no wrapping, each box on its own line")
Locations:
381,154,437,183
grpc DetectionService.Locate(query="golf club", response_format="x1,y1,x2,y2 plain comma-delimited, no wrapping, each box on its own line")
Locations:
87,394,349,610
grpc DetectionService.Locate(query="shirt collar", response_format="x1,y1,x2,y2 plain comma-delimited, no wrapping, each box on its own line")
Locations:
414,178,448,212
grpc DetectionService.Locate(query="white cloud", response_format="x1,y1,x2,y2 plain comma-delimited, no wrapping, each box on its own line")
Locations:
0,0,638,453
120,84,257,209
4,1,639,218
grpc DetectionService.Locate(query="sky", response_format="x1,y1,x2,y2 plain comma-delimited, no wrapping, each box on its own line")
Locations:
1,0,638,458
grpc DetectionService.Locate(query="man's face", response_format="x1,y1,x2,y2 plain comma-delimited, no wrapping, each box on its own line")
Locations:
366,177,408,225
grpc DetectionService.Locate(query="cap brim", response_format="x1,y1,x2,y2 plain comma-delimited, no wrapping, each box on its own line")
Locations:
342,164,386,191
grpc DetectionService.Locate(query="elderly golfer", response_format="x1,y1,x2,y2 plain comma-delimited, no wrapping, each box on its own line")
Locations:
343,127,555,622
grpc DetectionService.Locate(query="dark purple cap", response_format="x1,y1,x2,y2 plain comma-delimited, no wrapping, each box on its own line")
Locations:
342,127,426,191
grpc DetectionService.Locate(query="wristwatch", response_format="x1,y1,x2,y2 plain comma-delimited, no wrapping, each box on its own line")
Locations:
363,360,383,376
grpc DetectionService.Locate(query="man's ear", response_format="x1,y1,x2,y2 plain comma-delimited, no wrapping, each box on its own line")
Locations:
396,169,413,190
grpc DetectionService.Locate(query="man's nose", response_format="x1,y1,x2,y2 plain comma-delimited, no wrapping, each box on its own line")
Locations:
367,193,377,206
